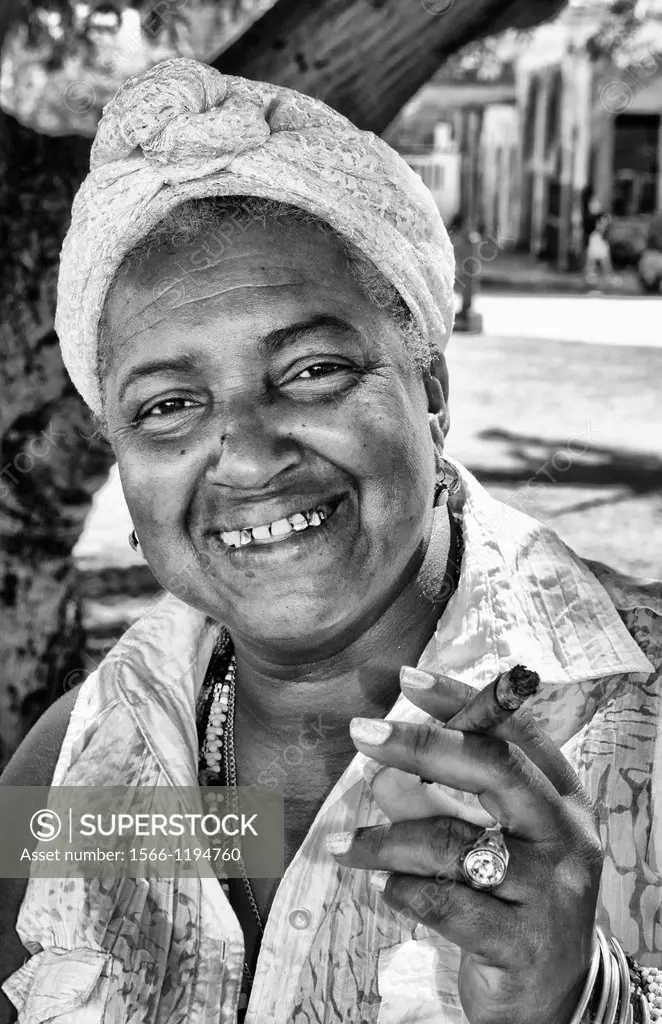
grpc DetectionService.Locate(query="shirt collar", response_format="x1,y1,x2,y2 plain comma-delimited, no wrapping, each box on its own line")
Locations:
416,456,654,686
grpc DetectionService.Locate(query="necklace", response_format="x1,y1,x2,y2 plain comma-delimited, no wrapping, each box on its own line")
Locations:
197,643,263,1013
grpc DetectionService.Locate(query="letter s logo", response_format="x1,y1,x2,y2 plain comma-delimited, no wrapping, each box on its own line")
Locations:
30,809,62,841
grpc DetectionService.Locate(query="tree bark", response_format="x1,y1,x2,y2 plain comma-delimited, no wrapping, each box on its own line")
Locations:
0,112,115,771
0,0,567,771
215,0,566,133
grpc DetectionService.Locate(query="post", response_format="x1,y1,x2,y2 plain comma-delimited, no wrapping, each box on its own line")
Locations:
454,107,484,333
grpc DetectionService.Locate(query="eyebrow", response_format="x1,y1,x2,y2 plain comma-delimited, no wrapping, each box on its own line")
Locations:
256,314,359,359
117,314,360,404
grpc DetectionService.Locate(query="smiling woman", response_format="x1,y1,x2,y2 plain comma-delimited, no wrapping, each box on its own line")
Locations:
2,55,662,1024
95,196,445,654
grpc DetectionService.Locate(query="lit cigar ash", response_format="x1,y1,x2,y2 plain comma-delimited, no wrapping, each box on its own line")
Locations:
494,664,541,711
446,663,541,734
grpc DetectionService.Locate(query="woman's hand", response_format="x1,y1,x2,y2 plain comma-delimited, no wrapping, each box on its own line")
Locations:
328,668,603,1024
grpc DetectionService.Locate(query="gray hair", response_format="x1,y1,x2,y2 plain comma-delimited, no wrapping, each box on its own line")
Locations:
94,195,430,431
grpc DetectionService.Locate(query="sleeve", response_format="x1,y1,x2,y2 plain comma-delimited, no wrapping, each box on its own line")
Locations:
1,946,120,1023
570,606,662,963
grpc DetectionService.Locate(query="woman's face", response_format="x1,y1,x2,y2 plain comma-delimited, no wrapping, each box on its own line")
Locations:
102,214,447,657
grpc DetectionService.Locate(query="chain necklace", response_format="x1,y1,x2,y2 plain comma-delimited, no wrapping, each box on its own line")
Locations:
197,643,262,1013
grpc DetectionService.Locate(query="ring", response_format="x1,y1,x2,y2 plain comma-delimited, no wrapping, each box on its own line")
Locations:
461,826,510,891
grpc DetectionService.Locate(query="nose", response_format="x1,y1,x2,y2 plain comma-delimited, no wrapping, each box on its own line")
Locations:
204,404,302,490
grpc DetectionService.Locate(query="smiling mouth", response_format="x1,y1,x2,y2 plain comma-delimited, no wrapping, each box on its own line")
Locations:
218,497,344,549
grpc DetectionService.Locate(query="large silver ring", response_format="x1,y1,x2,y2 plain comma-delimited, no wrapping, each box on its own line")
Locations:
461,827,510,891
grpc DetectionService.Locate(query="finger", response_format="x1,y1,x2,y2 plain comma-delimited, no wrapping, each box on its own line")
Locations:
328,817,529,902
365,762,495,828
349,717,563,839
400,667,585,802
376,871,519,966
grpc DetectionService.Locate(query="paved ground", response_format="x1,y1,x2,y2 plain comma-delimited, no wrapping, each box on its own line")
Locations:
75,294,662,659
445,326,662,579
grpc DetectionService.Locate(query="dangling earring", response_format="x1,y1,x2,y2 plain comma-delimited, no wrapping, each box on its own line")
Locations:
434,466,449,507
433,458,461,507
128,528,142,555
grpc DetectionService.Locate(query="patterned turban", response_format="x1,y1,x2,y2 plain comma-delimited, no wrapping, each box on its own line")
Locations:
55,57,456,417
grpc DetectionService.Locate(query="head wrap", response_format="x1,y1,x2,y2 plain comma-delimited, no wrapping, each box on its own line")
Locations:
55,57,455,417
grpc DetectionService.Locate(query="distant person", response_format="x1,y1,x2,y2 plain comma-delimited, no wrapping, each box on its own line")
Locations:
585,212,614,289
582,193,603,246
637,212,662,294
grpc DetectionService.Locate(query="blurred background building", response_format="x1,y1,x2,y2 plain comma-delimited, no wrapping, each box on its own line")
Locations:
387,0,662,271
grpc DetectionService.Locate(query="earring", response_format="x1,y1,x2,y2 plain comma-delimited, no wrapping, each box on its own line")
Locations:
434,468,449,507
128,528,142,554
433,458,461,507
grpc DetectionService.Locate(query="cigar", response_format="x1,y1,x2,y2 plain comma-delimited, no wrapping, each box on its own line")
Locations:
446,664,540,734
418,665,540,783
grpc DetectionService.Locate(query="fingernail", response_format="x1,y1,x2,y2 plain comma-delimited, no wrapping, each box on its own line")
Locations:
325,831,355,856
400,666,436,690
370,871,390,893
362,759,385,786
350,718,392,746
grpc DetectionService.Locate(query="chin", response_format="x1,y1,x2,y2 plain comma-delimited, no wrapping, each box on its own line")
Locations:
230,601,354,651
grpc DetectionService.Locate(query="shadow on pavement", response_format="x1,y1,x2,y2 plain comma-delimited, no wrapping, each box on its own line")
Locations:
468,429,662,516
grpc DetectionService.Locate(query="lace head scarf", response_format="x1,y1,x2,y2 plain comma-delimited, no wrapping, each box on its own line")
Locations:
55,57,456,417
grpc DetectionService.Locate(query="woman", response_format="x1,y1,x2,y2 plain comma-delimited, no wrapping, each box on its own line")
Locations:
1,57,661,1024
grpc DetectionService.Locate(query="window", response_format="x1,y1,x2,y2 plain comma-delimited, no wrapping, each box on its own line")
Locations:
611,113,660,216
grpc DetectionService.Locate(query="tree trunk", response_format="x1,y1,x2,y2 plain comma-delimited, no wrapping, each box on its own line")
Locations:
215,0,567,133
0,0,567,771
0,112,115,771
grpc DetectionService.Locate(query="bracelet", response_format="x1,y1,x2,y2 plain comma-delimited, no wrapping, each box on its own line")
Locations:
610,936,633,1024
594,927,615,1024
567,933,601,1024
567,927,660,1024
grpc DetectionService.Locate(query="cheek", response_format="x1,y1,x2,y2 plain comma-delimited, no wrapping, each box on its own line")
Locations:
116,450,191,536
347,393,434,505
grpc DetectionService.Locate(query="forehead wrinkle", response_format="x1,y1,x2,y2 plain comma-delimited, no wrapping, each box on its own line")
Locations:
110,273,364,360
105,221,361,350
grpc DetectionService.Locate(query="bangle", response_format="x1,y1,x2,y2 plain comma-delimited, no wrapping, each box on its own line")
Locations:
568,927,660,1024
594,927,615,1024
568,932,601,1024
610,936,633,1024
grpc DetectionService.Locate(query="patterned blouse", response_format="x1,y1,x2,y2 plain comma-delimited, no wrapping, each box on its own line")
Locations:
2,459,660,1024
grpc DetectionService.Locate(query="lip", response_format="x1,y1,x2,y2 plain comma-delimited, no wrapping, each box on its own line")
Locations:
209,494,347,564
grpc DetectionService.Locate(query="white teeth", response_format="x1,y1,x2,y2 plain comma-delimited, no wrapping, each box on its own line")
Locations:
220,503,334,547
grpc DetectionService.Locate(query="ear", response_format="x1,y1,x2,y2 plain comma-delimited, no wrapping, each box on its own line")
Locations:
423,353,450,441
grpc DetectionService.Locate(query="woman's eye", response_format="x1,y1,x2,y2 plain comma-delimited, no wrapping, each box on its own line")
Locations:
296,362,351,380
138,397,197,421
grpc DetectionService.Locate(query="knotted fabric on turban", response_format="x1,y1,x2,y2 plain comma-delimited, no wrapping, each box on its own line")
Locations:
55,57,456,417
